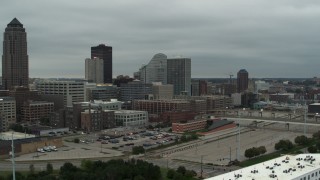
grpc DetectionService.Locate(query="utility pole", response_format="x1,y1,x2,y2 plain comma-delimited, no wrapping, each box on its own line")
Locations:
304,101,307,136
229,147,232,162
200,155,203,178
100,142,102,153
11,132,16,180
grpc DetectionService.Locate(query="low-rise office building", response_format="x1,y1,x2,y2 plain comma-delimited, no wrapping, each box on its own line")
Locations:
132,99,191,115
36,80,85,107
172,119,207,133
81,109,115,132
0,97,16,132
114,110,148,127
21,101,54,123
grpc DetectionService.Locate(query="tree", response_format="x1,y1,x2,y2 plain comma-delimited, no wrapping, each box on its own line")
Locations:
176,166,186,175
132,146,145,155
191,134,198,140
245,148,255,158
60,162,79,179
185,170,197,178
308,146,318,153
316,142,320,150
46,163,53,174
74,138,80,143
167,169,176,179
313,131,320,139
173,172,184,180
258,146,267,155
81,159,93,171
252,147,261,157
134,175,145,180
295,135,308,145
7,172,25,180
180,135,187,142
275,139,294,151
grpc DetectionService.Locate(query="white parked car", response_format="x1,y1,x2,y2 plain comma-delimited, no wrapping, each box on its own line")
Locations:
37,148,45,153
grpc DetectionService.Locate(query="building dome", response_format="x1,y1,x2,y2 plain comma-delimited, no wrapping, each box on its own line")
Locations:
238,69,248,73
152,53,167,59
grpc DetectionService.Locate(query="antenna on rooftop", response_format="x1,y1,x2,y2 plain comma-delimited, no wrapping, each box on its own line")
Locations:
226,72,234,84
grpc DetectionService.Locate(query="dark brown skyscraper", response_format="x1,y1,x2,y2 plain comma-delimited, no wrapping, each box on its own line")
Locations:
2,18,29,90
91,44,112,83
237,69,248,93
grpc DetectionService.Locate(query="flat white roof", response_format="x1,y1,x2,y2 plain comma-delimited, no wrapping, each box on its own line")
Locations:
0,131,35,140
207,154,320,180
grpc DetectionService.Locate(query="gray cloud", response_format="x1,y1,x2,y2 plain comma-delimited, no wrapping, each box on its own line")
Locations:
1,0,320,78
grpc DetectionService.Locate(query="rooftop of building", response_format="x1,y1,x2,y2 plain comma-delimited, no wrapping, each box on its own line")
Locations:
26,101,54,105
238,69,248,73
0,96,15,101
93,99,122,104
310,103,320,106
114,110,147,114
0,131,35,140
133,99,190,103
7,18,23,28
208,154,320,180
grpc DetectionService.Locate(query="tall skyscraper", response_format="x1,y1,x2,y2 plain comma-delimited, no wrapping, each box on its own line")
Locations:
85,57,104,83
167,57,191,96
91,44,112,83
2,18,29,90
237,69,249,93
138,53,167,84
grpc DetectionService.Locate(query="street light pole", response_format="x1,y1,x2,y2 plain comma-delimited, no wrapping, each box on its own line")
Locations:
229,146,232,163
11,132,16,180
237,122,240,160
200,155,203,178
304,102,307,136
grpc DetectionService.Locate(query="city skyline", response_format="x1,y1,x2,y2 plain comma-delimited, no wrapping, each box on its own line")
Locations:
1,1,320,78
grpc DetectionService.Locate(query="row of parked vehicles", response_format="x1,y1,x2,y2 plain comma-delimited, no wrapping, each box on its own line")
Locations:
37,146,58,153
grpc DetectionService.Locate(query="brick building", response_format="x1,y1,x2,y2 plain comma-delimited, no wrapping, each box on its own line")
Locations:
21,101,54,123
172,119,207,133
160,111,197,123
132,99,191,115
81,109,115,132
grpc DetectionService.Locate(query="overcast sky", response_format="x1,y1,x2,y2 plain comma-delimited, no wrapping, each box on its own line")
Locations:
1,0,320,78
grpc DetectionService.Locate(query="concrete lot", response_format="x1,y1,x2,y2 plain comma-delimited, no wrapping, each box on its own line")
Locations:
12,130,176,162
165,122,314,165
13,141,123,161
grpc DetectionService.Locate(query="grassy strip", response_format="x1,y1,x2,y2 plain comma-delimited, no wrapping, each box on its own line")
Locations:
239,141,317,167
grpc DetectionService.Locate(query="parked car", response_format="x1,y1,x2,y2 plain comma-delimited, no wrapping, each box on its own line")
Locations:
101,141,108,144
109,139,119,143
37,148,45,153
43,146,51,152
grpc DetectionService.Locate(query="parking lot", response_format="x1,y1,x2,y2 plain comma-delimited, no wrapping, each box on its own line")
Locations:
13,128,177,162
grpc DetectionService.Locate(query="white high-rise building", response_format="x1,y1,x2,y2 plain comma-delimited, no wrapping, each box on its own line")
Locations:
137,54,191,96
138,53,167,84
36,80,85,107
0,97,16,132
85,57,104,83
